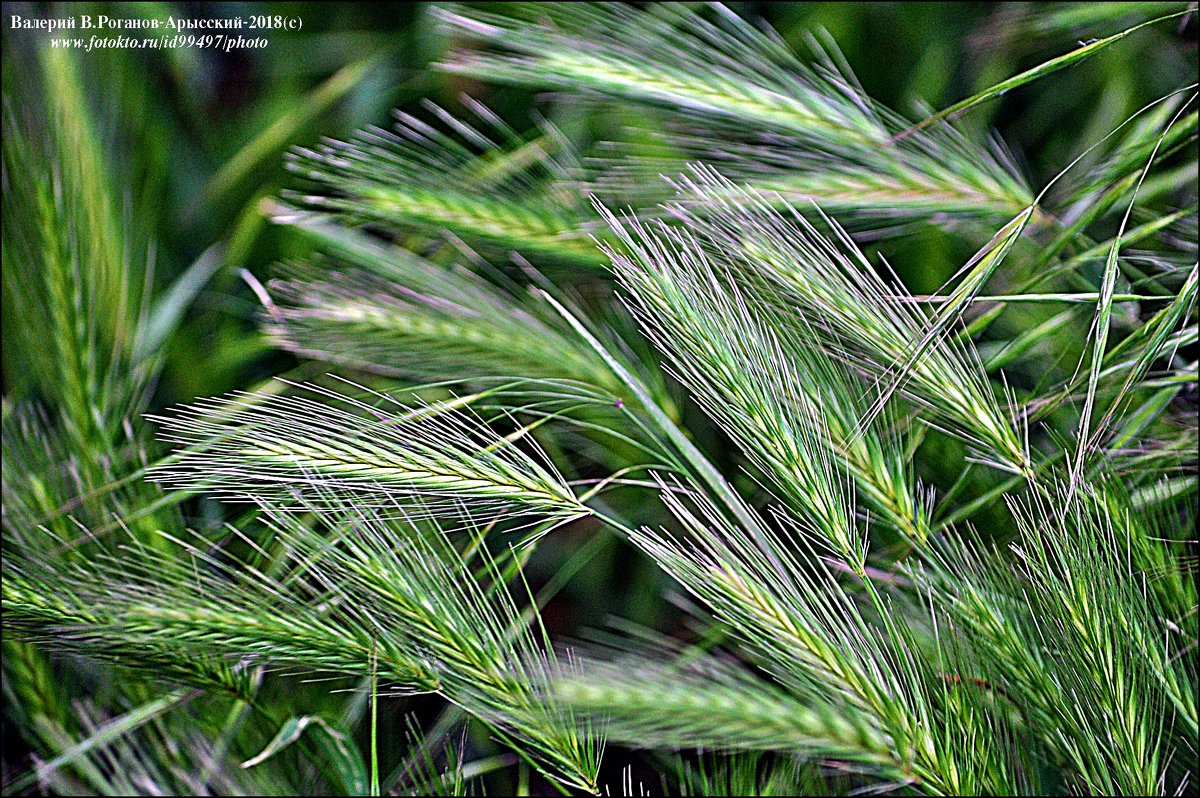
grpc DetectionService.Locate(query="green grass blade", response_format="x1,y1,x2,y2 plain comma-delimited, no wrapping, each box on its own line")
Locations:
899,8,1195,137
203,53,384,208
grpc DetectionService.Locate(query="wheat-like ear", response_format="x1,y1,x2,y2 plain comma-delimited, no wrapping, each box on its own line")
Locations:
599,197,930,546
258,505,605,794
437,3,885,140
147,381,591,532
1,511,374,699
264,258,619,388
586,118,1037,235
655,166,1031,476
286,99,606,265
549,652,896,766
256,204,660,394
601,207,859,561
437,3,1036,229
912,479,1196,794
262,209,684,449
551,473,1021,793
4,502,607,794
634,477,877,703
550,642,1028,792
2,48,155,483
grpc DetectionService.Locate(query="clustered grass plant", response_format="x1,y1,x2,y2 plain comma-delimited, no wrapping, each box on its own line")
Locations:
2,3,1197,795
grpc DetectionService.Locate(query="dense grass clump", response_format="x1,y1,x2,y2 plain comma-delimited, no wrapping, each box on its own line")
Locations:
3,3,1197,795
